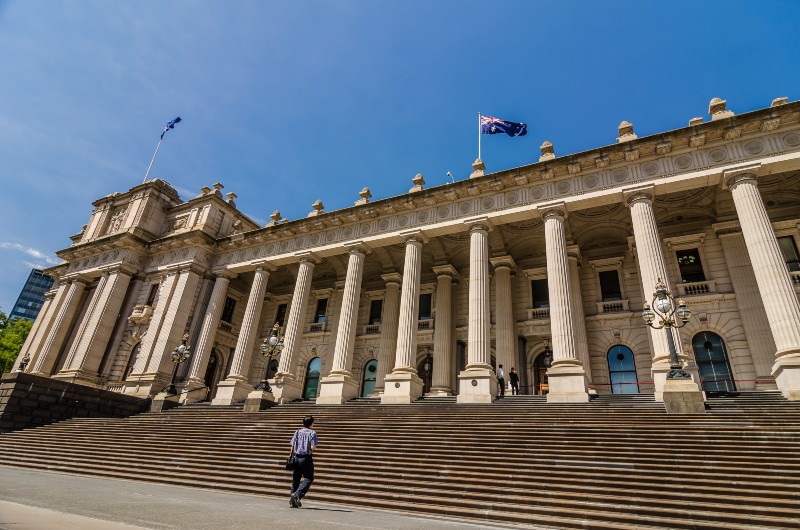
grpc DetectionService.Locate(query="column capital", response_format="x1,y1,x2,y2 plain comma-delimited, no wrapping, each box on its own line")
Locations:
294,251,321,265
98,264,138,277
723,163,761,190
399,229,428,244
463,216,492,232
432,264,459,279
711,220,742,238
489,256,516,270
539,202,567,221
344,241,371,256
250,260,277,273
381,272,403,285
623,184,655,207
210,268,238,280
566,245,582,261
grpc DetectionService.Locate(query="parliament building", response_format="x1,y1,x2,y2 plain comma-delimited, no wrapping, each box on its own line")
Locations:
14,97,800,408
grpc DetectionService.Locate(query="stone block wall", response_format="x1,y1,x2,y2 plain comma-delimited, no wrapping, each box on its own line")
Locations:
0,372,148,433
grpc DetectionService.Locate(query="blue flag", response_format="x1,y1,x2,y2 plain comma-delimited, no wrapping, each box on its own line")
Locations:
481,115,527,137
161,117,182,139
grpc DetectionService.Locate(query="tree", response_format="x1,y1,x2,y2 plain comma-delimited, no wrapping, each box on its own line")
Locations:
0,309,33,374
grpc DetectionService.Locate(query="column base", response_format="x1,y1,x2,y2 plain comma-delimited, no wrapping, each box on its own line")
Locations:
456,368,497,404
652,358,701,401
662,378,706,414
52,370,102,388
179,378,210,404
381,372,424,404
243,389,277,412
272,374,304,404
211,377,252,405
546,362,589,403
773,351,800,400
122,373,172,398
316,372,360,405
426,386,453,397
755,377,779,391
150,392,181,412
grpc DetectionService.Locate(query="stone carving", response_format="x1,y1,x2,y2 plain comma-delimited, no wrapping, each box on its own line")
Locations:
106,206,128,235
505,192,519,205
690,134,706,147
307,200,324,217
625,150,639,161
481,198,495,209
583,176,598,189
556,181,571,194
709,97,734,120
617,121,637,143
530,187,544,200
656,143,672,155
567,163,581,175
674,155,693,170
707,147,727,162
355,187,372,206
744,140,765,155
783,132,800,147
409,173,426,192
539,141,555,161
642,162,659,176
437,207,450,218
689,117,703,126
266,210,284,227
771,96,788,107
612,168,628,182
469,159,485,179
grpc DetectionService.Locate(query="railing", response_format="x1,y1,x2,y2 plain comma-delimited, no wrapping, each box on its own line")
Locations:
363,323,382,335
596,299,629,314
791,271,800,286
306,322,327,333
527,308,550,320
219,321,235,334
106,382,125,392
675,280,716,296
418,319,433,330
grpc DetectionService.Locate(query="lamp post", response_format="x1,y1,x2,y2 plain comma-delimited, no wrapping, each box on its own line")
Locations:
422,351,433,375
642,279,692,380
255,323,284,392
542,340,553,369
16,354,30,373
164,333,191,394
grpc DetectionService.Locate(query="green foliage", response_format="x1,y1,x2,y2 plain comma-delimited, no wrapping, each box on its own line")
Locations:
0,309,33,374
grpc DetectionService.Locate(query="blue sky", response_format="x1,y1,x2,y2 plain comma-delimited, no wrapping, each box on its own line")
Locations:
0,1,798,312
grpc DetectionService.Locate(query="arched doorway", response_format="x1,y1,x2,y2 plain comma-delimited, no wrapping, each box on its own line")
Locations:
416,352,433,395
692,332,735,392
203,350,221,401
303,357,321,400
607,345,639,394
361,359,378,397
532,352,550,395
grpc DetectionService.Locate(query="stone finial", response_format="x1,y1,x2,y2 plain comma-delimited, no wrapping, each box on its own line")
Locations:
232,219,243,234
539,141,555,161
200,186,212,195
469,158,486,179
689,117,703,126
354,187,372,206
266,210,283,227
709,97,734,120
409,173,426,193
210,182,224,197
772,97,788,107
307,200,324,217
226,192,237,205
616,121,637,143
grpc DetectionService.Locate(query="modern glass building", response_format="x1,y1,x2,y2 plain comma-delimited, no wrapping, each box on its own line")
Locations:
10,269,54,322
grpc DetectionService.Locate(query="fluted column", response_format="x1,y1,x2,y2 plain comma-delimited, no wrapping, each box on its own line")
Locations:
725,168,800,399
273,255,318,403
372,273,402,395
429,265,458,396
457,219,496,403
213,266,271,405
567,247,592,385
181,271,233,403
31,278,87,376
541,205,588,403
56,269,133,386
15,286,59,372
626,186,694,399
490,257,516,395
382,232,425,404
317,245,368,404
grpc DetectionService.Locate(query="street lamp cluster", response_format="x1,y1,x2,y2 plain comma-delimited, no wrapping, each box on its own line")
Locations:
255,323,284,393
642,279,692,380
164,333,191,394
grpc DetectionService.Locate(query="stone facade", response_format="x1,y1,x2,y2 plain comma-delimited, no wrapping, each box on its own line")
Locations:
14,98,800,404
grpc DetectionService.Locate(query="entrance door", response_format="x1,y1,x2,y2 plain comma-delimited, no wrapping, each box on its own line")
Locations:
361,359,377,397
533,353,549,395
203,351,220,401
692,332,735,392
303,357,321,399
416,356,433,394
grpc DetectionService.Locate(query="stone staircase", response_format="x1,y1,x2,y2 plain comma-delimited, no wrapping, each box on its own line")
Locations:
2,392,800,529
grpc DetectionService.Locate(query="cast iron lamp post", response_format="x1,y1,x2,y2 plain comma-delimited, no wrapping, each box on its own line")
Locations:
642,279,692,380
542,340,553,369
254,323,284,392
164,333,191,394
422,351,433,375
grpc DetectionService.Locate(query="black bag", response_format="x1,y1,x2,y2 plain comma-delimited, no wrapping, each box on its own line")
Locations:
284,454,296,470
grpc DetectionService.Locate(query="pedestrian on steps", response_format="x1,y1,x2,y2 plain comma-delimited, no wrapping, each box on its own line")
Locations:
509,367,519,395
289,415,318,508
496,364,505,397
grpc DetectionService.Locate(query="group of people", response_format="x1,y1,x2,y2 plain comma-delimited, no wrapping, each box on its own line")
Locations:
495,364,520,397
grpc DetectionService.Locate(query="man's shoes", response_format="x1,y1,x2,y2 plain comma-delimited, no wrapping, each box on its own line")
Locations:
291,492,302,508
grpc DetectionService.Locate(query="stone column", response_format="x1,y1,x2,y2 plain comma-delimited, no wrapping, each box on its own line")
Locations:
382,232,425,404
490,256,516,396
371,273,402,396
213,266,271,405
181,271,234,403
725,168,800,400
273,255,318,403
14,286,59,372
317,245,368,404
567,246,592,387
429,265,458,396
55,269,133,386
30,278,87,376
541,205,588,403
457,219,496,403
626,186,701,402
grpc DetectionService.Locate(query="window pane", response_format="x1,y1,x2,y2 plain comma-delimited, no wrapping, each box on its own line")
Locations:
275,304,288,326
778,236,800,272
676,248,705,283
418,293,432,320
599,270,622,301
221,297,236,323
531,279,549,308
607,345,639,394
314,298,328,323
369,299,383,324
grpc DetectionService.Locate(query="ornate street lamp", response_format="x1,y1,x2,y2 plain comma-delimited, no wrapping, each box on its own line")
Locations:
642,279,692,379
542,340,553,369
164,333,191,394
422,351,433,374
255,323,284,392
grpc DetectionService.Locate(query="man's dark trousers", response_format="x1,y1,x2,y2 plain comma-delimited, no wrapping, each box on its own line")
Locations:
292,455,314,499
498,377,505,397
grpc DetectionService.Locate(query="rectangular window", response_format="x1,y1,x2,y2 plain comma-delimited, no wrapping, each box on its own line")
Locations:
369,299,383,324
676,248,705,283
146,284,159,306
418,293,432,320
313,298,328,324
778,236,800,272
274,303,288,327
531,279,549,309
599,270,622,302
221,297,236,323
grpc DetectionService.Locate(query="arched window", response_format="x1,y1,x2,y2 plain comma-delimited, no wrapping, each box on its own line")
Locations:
608,345,639,394
303,357,322,400
692,332,735,392
361,359,378,397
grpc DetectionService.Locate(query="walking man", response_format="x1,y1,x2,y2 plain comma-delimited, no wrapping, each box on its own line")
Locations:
496,364,505,398
289,415,318,508
509,367,519,395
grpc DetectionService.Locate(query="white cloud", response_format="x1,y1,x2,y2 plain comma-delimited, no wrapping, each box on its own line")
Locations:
0,242,59,265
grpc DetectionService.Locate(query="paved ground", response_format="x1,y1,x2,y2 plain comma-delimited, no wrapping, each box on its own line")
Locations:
0,466,526,530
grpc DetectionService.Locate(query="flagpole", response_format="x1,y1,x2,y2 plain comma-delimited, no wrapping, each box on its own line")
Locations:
143,138,163,183
478,112,482,160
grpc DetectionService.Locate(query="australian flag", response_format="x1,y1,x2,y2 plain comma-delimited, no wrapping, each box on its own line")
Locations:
481,115,527,137
161,117,182,139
